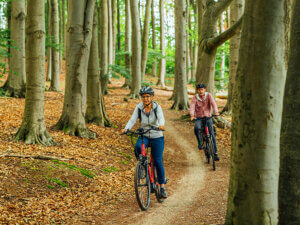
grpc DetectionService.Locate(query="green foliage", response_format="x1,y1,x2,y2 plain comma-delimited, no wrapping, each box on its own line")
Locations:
119,161,129,165
214,40,230,90
0,28,10,78
52,159,95,178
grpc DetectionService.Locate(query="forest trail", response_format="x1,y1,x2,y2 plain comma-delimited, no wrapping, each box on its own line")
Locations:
130,110,206,225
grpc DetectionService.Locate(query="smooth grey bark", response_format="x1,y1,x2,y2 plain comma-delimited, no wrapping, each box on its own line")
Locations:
123,0,131,88
151,0,157,77
225,0,286,224
186,0,191,82
106,0,113,93
15,0,54,145
55,0,96,138
3,0,26,98
219,13,225,88
222,0,244,113
129,0,141,98
86,6,111,127
157,0,165,87
141,0,152,83
62,0,65,58
100,0,109,94
117,0,121,51
46,0,52,81
279,0,300,223
112,0,117,63
195,0,243,94
49,0,60,92
171,0,189,110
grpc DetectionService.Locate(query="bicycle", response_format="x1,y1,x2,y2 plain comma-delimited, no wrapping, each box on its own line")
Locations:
195,116,218,171
122,127,168,211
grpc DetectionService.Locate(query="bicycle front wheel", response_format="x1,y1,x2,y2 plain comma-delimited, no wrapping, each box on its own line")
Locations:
208,138,216,171
134,161,151,210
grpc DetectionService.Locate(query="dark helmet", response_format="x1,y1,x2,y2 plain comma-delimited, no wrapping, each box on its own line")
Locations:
139,86,154,96
196,83,206,89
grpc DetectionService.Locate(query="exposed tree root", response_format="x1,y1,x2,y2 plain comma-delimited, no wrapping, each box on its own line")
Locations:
171,101,189,110
1,82,25,98
212,116,231,129
55,116,96,139
15,123,56,146
48,87,61,92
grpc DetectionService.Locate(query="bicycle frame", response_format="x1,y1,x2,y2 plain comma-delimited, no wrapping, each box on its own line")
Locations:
140,139,157,186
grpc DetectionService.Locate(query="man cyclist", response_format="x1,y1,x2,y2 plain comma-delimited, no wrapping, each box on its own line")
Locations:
190,83,220,161
121,87,167,198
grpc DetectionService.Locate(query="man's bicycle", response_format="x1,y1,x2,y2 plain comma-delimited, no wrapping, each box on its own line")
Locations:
195,116,217,171
122,127,167,211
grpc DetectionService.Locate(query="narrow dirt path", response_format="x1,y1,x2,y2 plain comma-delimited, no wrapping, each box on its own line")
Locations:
130,110,206,225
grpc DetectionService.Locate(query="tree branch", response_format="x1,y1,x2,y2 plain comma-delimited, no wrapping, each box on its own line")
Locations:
213,0,234,17
203,15,243,50
0,154,69,161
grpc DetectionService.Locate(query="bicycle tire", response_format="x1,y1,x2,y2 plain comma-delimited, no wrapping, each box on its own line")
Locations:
134,161,151,210
208,138,216,171
154,168,164,203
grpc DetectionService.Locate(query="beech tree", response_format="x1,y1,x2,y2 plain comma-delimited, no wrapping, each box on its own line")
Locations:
15,0,54,145
157,0,166,87
86,6,111,127
141,0,152,83
195,0,243,94
279,0,300,223
171,0,189,110
225,0,286,224
46,0,52,81
3,0,26,98
151,0,157,77
129,0,141,98
55,0,95,138
49,0,60,92
123,0,131,88
222,0,244,113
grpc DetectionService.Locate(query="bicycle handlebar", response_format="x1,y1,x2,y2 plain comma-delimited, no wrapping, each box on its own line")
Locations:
194,115,219,121
121,126,164,136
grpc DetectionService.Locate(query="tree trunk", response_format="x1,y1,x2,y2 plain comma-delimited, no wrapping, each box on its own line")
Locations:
15,0,54,145
117,0,121,51
141,0,152,83
100,0,109,94
279,0,300,223
62,0,65,59
191,0,200,81
151,0,157,77
49,0,60,92
186,0,191,82
129,0,142,98
195,0,242,95
225,0,286,224
55,0,96,138
222,0,244,113
123,0,131,89
46,0,52,81
157,0,166,87
171,0,189,110
3,0,26,98
86,6,111,127
112,0,117,63
219,13,225,89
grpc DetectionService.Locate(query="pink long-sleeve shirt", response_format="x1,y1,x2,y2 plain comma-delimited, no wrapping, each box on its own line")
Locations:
190,92,218,118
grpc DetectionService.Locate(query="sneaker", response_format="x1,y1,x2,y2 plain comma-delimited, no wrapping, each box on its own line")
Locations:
198,144,204,150
160,187,168,198
214,154,220,161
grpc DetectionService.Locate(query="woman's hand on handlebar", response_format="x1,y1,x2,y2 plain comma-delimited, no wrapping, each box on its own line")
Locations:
121,129,127,134
158,125,165,131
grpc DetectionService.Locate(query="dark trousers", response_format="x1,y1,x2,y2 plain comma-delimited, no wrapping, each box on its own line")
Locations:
194,118,218,155
135,136,165,184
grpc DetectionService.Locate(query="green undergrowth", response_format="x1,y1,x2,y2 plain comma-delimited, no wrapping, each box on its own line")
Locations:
102,166,118,173
20,159,95,190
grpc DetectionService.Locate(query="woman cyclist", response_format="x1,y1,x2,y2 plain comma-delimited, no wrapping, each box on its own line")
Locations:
121,87,167,198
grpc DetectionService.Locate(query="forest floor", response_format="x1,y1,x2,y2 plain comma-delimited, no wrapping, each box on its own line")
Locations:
0,72,231,224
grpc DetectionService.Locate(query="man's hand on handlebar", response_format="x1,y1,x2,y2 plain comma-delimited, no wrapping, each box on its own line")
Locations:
121,129,127,134
190,116,195,121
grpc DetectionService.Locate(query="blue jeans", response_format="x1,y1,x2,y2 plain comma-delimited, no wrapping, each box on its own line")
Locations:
135,136,165,184
194,118,218,155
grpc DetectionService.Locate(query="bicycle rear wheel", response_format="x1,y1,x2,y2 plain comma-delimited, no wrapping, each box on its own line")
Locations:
134,161,151,210
208,138,216,170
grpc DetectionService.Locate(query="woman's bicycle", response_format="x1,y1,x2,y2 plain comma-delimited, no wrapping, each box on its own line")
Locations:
195,116,217,171
122,127,167,211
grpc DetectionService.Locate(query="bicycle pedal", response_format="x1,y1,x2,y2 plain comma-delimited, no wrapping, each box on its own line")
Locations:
165,178,169,184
